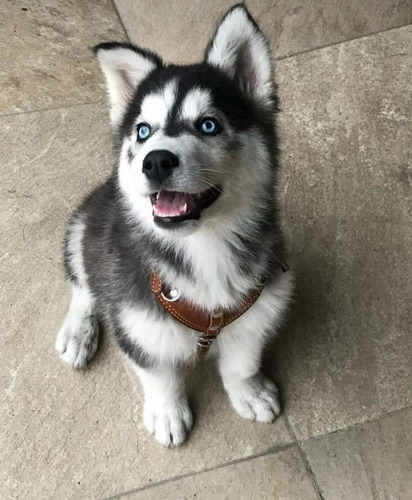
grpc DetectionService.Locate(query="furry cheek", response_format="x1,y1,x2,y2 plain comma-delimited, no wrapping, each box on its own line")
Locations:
118,144,154,228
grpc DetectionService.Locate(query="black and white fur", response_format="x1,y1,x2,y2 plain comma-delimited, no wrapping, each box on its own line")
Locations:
56,4,293,447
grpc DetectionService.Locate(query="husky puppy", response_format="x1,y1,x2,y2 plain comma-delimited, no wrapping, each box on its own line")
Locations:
56,4,293,447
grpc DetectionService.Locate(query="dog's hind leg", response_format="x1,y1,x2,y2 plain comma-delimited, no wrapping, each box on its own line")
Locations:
56,284,99,368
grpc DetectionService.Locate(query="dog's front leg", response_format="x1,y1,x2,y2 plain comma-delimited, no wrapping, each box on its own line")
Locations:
218,332,281,423
129,362,192,447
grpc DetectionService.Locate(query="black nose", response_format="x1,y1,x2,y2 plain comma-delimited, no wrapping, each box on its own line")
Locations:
142,150,179,183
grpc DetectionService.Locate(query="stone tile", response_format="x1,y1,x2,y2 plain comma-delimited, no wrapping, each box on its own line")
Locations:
114,0,412,62
124,447,319,500
0,1,126,114
0,105,292,500
302,407,412,500
265,26,412,439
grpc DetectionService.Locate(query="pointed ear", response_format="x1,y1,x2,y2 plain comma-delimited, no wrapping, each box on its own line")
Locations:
94,42,163,129
205,5,274,106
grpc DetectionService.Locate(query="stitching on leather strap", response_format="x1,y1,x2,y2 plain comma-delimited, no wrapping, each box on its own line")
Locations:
151,274,162,294
151,272,206,331
150,271,265,334
158,293,204,331
150,273,198,329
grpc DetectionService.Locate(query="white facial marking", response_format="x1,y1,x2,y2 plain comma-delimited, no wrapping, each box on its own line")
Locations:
180,88,212,122
140,80,178,128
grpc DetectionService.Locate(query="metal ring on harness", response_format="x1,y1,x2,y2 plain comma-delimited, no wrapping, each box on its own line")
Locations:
161,289,181,302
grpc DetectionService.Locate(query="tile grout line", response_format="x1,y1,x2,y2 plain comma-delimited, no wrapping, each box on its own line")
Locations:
296,403,412,446
2,22,410,120
110,0,131,43
283,415,325,500
274,22,412,62
281,404,412,499
100,442,295,500
0,0,128,121
97,405,412,499
0,99,104,119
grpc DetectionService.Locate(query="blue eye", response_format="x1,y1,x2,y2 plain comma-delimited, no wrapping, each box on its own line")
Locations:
199,118,220,136
137,123,151,141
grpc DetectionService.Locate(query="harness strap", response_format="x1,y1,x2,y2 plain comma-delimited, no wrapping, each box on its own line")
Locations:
150,273,264,360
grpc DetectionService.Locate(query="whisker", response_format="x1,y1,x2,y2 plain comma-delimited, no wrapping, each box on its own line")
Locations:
190,163,228,175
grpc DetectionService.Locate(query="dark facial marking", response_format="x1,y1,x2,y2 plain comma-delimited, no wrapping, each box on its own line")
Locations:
227,139,242,153
120,63,273,141
127,146,134,163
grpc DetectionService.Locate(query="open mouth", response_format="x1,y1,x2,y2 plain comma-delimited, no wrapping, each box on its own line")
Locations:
150,186,222,224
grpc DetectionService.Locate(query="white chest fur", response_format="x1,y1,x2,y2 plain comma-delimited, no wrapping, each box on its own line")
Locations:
119,270,293,365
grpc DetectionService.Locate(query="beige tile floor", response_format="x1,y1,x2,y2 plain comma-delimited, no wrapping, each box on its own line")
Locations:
1,1,411,499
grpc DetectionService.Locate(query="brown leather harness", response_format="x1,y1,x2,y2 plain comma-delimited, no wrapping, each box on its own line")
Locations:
150,256,289,361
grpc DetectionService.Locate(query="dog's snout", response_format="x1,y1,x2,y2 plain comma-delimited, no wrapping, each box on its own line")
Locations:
142,150,179,183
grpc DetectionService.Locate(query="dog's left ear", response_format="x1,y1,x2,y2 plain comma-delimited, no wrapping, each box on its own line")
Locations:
205,5,273,107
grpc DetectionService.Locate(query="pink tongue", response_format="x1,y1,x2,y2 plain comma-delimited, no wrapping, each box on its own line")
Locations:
154,191,190,217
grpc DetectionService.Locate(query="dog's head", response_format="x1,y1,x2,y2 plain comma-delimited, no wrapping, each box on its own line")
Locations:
96,5,277,236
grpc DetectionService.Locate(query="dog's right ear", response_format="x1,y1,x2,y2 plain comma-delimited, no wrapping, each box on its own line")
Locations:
94,43,163,129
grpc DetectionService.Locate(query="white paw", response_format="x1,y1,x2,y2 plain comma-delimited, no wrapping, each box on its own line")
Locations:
55,313,99,369
143,396,193,447
226,372,281,423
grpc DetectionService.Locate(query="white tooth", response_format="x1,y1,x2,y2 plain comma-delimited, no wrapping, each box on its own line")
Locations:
183,203,187,213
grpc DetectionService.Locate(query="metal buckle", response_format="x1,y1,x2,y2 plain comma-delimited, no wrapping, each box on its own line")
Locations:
197,336,215,347
160,288,181,302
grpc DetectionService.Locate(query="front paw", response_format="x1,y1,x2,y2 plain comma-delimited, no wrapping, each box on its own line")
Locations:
143,396,193,447
225,372,281,423
56,314,99,369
